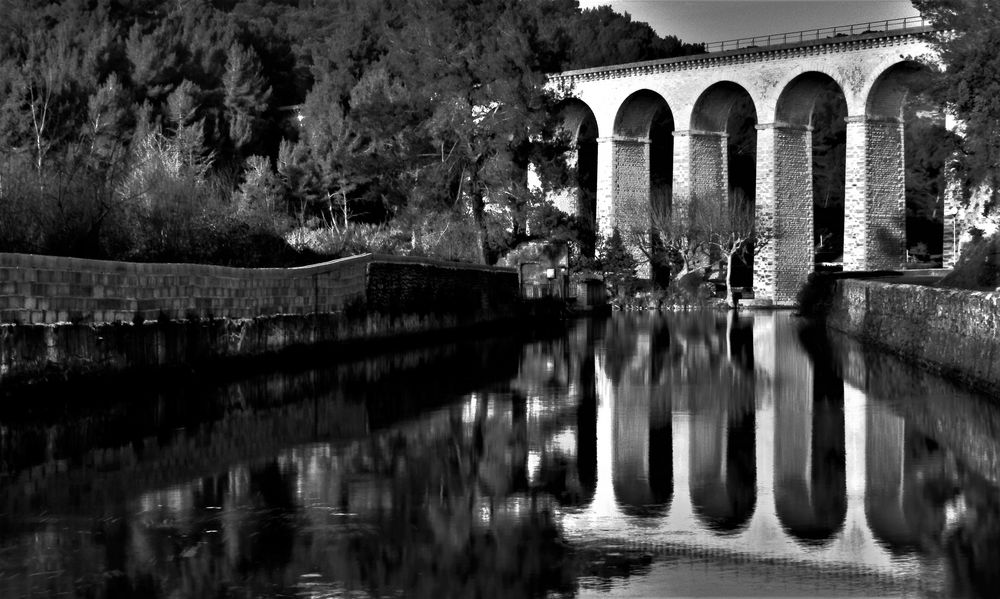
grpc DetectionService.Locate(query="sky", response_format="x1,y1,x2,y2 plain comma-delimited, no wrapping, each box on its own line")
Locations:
576,0,921,45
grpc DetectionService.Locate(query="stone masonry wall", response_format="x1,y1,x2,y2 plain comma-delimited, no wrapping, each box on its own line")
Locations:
0,253,370,325
844,118,905,270
772,126,814,305
753,125,778,301
595,137,615,239
611,139,651,236
0,254,522,384
863,120,906,269
365,260,520,321
826,279,1000,393
611,138,652,277
690,132,727,202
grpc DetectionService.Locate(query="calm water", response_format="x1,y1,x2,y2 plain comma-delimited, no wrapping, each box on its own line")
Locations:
2,312,1000,598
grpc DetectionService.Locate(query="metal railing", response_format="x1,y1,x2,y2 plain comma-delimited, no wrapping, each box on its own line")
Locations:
702,16,929,53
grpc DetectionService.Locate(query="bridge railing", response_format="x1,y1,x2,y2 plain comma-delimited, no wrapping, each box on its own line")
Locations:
703,16,929,53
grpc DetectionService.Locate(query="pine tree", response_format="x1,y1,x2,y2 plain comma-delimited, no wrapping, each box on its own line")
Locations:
223,42,273,151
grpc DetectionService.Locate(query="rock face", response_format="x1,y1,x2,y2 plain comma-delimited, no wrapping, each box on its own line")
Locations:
825,278,1000,394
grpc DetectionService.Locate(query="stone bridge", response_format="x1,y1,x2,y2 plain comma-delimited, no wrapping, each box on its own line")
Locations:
549,20,943,304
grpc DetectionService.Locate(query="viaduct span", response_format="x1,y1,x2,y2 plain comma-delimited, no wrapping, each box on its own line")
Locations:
550,20,942,305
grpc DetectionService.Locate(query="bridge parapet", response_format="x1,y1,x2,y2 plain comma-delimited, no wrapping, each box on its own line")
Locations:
702,16,930,53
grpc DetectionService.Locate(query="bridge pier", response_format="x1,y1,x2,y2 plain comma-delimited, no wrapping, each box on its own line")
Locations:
672,130,729,210
596,136,654,277
844,116,906,270
753,123,814,305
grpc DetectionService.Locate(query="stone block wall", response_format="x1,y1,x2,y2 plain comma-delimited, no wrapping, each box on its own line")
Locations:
0,253,370,325
672,130,728,218
0,253,522,384
773,126,814,305
753,126,778,301
610,139,651,236
826,279,1000,392
365,259,520,320
671,131,693,215
753,124,814,305
595,138,615,238
610,138,652,277
689,132,728,202
844,118,906,270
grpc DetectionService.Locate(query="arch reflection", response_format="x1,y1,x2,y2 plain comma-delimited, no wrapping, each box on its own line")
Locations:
773,321,846,546
612,373,672,517
689,402,756,534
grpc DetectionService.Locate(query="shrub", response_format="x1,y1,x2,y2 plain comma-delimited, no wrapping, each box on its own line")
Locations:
938,232,1000,291
286,220,400,257
401,209,483,263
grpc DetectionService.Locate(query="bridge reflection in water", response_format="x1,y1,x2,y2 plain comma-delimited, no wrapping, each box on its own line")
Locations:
2,312,997,597
559,311,958,585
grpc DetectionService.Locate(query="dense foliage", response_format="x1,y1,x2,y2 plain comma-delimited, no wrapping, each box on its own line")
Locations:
0,0,700,266
913,0,1000,207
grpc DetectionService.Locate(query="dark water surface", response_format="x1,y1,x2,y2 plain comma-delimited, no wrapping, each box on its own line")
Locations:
2,312,1000,598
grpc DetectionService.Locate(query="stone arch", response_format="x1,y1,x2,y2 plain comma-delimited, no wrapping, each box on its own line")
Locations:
777,72,849,269
690,81,757,134
685,82,758,290
843,59,938,270
865,60,926,121
754,73,848,304
686,82,758,198
557,99,600,242
614,89,672,139
560,98,600,141
607,90,675,278
867,60,946,265
775,72,847,127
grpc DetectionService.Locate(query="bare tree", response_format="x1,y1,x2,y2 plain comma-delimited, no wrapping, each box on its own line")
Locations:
628,189,708,282
693,190,769,308
626,189,769,306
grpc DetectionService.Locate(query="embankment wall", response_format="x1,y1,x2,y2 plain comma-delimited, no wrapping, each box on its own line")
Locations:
825,278,1000,394
0,253,524,384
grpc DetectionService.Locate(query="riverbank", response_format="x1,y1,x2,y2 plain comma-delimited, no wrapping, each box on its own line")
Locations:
0,253,563,387
803,274,1000,396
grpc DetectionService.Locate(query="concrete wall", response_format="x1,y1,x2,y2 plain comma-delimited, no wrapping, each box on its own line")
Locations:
0,253,522,384
825,279,1000,393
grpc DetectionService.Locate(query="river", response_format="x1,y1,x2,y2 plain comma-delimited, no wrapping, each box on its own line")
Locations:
1,311,998,598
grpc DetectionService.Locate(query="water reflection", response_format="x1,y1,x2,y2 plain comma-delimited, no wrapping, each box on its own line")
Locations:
2,313,1000,597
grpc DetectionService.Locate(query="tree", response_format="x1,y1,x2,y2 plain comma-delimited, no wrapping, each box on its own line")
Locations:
694,192,769,308
533,1,703,71
223,43,272,151
635,192,768,307
635,202,708,280
599,227,637,301
912,0,1000,208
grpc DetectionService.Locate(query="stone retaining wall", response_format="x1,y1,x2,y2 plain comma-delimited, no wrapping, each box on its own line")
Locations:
826,279,1000,393
0,253,373,325
0,253,522,384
